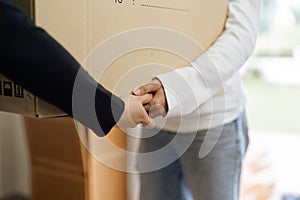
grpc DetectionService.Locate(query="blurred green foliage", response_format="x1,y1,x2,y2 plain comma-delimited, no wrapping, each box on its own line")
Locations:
244,77,300,133
256,0,300,57
292,7,300,23
260,0,277,33
255,25,300,57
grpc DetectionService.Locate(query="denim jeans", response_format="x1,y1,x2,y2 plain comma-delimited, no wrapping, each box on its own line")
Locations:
137,112,249,200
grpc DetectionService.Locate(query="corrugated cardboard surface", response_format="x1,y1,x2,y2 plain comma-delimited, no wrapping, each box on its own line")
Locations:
0,74,35,116
36,0,227,95
81,128,127,200
0,74,65,118
24,117,86,200
90,0,227,95
25,117,127,200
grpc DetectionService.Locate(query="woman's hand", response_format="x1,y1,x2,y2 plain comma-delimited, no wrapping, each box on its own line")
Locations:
117,94,154,130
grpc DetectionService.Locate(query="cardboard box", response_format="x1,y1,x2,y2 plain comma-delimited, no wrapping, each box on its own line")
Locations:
24,117,127,200
35,0,228,95
0,74,66,118
1,0,227,116
94,0,228,95
24,117,87,200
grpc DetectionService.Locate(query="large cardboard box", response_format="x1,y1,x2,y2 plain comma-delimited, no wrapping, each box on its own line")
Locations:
25,117,127,200
35,0,227,96
24,117,86,200
93,0,228,95
0,0,227,116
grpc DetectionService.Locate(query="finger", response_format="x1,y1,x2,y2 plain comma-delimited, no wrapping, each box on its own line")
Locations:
139,93,153,104
149,90,167,111
142,114,155,128
149,105,166,118
133,83,161,95
138,104,155,127
143,104,151,111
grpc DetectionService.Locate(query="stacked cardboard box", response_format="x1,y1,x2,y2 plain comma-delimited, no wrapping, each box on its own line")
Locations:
24,117,86,200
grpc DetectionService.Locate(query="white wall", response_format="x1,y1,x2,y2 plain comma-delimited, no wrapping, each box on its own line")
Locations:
0,112,31,197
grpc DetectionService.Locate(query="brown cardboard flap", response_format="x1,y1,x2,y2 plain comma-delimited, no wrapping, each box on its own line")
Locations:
0,74,66,118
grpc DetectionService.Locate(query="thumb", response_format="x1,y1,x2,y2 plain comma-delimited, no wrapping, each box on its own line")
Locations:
141,114,155,128
133,83,161,96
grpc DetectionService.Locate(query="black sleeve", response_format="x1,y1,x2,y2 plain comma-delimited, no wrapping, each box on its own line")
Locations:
0,0,125,136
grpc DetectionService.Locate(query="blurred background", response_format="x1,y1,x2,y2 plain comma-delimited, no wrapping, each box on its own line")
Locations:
0,0,300,200
240,0,300,199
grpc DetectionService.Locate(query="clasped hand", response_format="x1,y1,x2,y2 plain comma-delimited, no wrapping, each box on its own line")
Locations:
118,78,168,129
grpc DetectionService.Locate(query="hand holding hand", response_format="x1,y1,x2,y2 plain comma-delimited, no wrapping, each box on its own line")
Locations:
117,94,154,130
133,78,168,118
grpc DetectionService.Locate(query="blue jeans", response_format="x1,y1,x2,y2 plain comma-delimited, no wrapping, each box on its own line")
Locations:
138,112,249,200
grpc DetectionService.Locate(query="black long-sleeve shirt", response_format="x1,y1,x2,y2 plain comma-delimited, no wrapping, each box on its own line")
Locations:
0,0,125,136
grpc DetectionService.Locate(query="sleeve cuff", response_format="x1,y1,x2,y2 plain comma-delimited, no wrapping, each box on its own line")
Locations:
156,66,199,118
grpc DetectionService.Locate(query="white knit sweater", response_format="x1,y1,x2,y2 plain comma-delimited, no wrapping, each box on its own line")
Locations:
155,0,262,133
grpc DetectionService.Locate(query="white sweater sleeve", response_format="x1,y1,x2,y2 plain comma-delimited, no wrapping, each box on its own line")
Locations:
156,0,262,118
